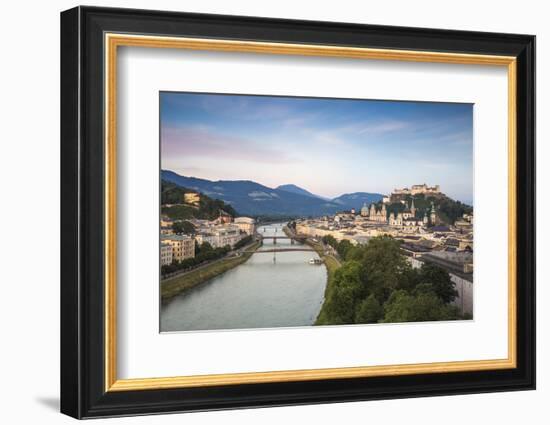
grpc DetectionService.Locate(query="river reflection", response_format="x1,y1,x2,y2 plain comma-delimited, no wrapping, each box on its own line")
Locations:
160,223,327,332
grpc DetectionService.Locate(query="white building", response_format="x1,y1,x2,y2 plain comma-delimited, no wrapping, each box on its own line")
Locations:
234,217,256,235
195,224,244,249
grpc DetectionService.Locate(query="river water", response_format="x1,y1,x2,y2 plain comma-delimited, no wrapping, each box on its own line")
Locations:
160,223,327,332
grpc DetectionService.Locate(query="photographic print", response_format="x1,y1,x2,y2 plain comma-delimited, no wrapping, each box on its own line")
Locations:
159,92,474,332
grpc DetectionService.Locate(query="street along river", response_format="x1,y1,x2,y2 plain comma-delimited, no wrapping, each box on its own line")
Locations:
160,222,327,332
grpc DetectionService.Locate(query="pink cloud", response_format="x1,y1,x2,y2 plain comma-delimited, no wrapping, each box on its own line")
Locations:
161,126,299,164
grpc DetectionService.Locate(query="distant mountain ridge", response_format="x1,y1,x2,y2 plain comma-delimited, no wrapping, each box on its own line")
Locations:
275,184,327,200
332,192,385,210
161,170,383,217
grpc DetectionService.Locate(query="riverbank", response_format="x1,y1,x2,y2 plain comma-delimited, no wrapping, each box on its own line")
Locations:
301,238,342,325
161,241,261,301
283,227,342,325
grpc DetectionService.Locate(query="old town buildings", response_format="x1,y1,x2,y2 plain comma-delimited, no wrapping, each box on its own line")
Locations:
160,215,256,266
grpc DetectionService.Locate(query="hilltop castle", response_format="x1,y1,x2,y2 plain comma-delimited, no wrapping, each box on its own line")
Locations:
392,183,441,196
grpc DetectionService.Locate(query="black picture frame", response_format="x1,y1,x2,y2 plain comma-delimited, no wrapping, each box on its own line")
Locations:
61,5,535,419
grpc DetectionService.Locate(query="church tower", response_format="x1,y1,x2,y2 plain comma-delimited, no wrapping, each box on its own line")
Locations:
410,198,416,218
423,211,429,226
430,201,436,225
381,203,387,222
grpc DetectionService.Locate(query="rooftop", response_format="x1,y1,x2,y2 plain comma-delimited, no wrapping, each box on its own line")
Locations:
234,217,256,224
401,243,431,253
430,226,451,232
161,234,193,241
419,251,473,280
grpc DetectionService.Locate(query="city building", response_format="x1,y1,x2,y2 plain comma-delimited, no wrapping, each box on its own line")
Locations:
195,224,244,248
183,192,201,206
429,201,439,225
400,242,432,258
213,210,233,224
160,225,174,235
160,234,195,262
160,216,174,228
160,243,173,266
389,212,403,227
234,217,256,235
368,203,387,223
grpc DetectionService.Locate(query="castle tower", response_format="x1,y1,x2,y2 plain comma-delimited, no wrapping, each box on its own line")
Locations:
410,198,416,218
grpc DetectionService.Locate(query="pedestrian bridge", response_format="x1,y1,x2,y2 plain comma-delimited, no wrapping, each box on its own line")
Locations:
242,248,315,253
258,235,306,244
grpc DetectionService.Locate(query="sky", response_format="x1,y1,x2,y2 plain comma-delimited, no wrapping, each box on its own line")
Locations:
160,92,473,204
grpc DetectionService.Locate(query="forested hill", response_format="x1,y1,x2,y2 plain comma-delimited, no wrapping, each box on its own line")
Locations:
383,193,473,225
161,180,238,220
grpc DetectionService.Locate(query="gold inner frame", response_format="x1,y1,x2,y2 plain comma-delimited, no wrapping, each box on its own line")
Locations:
104,33,517,392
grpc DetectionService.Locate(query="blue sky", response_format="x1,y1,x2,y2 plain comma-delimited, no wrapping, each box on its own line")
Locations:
161,92,473,204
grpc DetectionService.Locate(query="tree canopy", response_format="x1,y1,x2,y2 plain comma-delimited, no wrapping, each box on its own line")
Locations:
172,220,196,235
317,235,464,325
382,290,460,323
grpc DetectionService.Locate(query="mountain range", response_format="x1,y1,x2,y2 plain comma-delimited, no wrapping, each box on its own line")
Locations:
161,170,383,217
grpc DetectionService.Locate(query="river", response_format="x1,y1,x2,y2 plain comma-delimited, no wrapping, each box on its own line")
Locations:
160,222,327,332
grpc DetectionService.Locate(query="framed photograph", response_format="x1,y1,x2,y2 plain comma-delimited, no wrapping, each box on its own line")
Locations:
60,6,535,419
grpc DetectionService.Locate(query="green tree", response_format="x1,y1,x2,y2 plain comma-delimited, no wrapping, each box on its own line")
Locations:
397,266,422,293
352,236,409,302
336,239,354,260
382,290,460,323
321,261,367,324
172,220,196,235
355,294,383,324
200,241,213,252
233,235,253,249
322,235,338,249
418,263,458,304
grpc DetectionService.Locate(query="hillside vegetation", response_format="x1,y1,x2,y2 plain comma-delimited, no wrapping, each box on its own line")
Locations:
315,236,468,325
161,180,238,220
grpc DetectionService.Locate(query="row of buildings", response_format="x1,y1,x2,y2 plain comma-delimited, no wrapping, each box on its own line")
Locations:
160,215,256,266
294,193,474,314
359,198,440,228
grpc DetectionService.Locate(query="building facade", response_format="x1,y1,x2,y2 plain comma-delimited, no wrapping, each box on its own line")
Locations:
368,203,387,223
160,243,173,266
183,192,200,206
195,224,244,248
160,234,195,262
234,217,256,235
